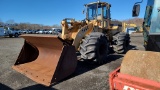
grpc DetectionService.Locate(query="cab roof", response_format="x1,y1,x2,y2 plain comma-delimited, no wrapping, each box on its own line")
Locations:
85,1,110,7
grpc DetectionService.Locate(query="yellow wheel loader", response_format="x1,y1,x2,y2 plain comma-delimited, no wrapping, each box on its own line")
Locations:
109,0,160,89
13,1,130,86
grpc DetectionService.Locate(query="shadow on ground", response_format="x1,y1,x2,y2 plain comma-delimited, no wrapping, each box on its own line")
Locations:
0,36,21,39
19,84,57,90
0,83,58,90
51,53,123,86
128,45,139,50
0,83,12,90
74,54,123,75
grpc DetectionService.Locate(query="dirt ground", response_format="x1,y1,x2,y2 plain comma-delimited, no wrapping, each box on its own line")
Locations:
0,33,144,90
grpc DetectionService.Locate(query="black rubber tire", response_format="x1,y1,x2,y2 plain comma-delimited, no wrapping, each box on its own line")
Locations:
79,32,109,64
14,33,19,38
112,32,130,54
9,35,13,38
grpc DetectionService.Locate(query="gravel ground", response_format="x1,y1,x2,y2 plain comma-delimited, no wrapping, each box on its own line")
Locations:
0,33,144,90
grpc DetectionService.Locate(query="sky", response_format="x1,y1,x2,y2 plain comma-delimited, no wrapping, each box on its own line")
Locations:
0,0,147,26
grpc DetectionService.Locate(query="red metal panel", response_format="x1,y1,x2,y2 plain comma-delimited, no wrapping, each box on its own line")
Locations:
109,67,160,90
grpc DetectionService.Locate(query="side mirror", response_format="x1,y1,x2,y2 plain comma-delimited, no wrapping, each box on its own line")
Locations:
158,7,160,12
132,4,140,17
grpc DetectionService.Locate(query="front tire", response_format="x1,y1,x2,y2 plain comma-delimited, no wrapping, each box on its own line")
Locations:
79,32,109,64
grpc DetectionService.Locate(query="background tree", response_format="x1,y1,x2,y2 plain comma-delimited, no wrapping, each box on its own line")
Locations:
52,24,61,28
0,19,4,26
122,18,143,26
6,19,15,25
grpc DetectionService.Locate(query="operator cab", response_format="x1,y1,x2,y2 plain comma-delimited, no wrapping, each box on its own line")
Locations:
147,0,160,34
85,1,111,28
132,0,160,51
133,0,160,34
146,0,160,51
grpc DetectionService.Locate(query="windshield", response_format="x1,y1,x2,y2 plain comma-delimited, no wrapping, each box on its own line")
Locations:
87,3,108,20
143,0,154,27
149,0,160,34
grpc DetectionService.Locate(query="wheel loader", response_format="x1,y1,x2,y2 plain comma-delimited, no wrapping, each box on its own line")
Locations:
109,0,160,89
12,1,130,86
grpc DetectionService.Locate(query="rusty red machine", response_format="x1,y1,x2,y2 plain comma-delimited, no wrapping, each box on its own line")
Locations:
109,50,160,90
109,0,160,89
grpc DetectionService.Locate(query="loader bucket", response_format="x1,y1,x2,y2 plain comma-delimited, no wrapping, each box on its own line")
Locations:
12,34,77,86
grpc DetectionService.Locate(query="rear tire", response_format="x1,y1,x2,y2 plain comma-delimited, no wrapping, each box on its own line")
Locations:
80,32,109,64
112,32,130,54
